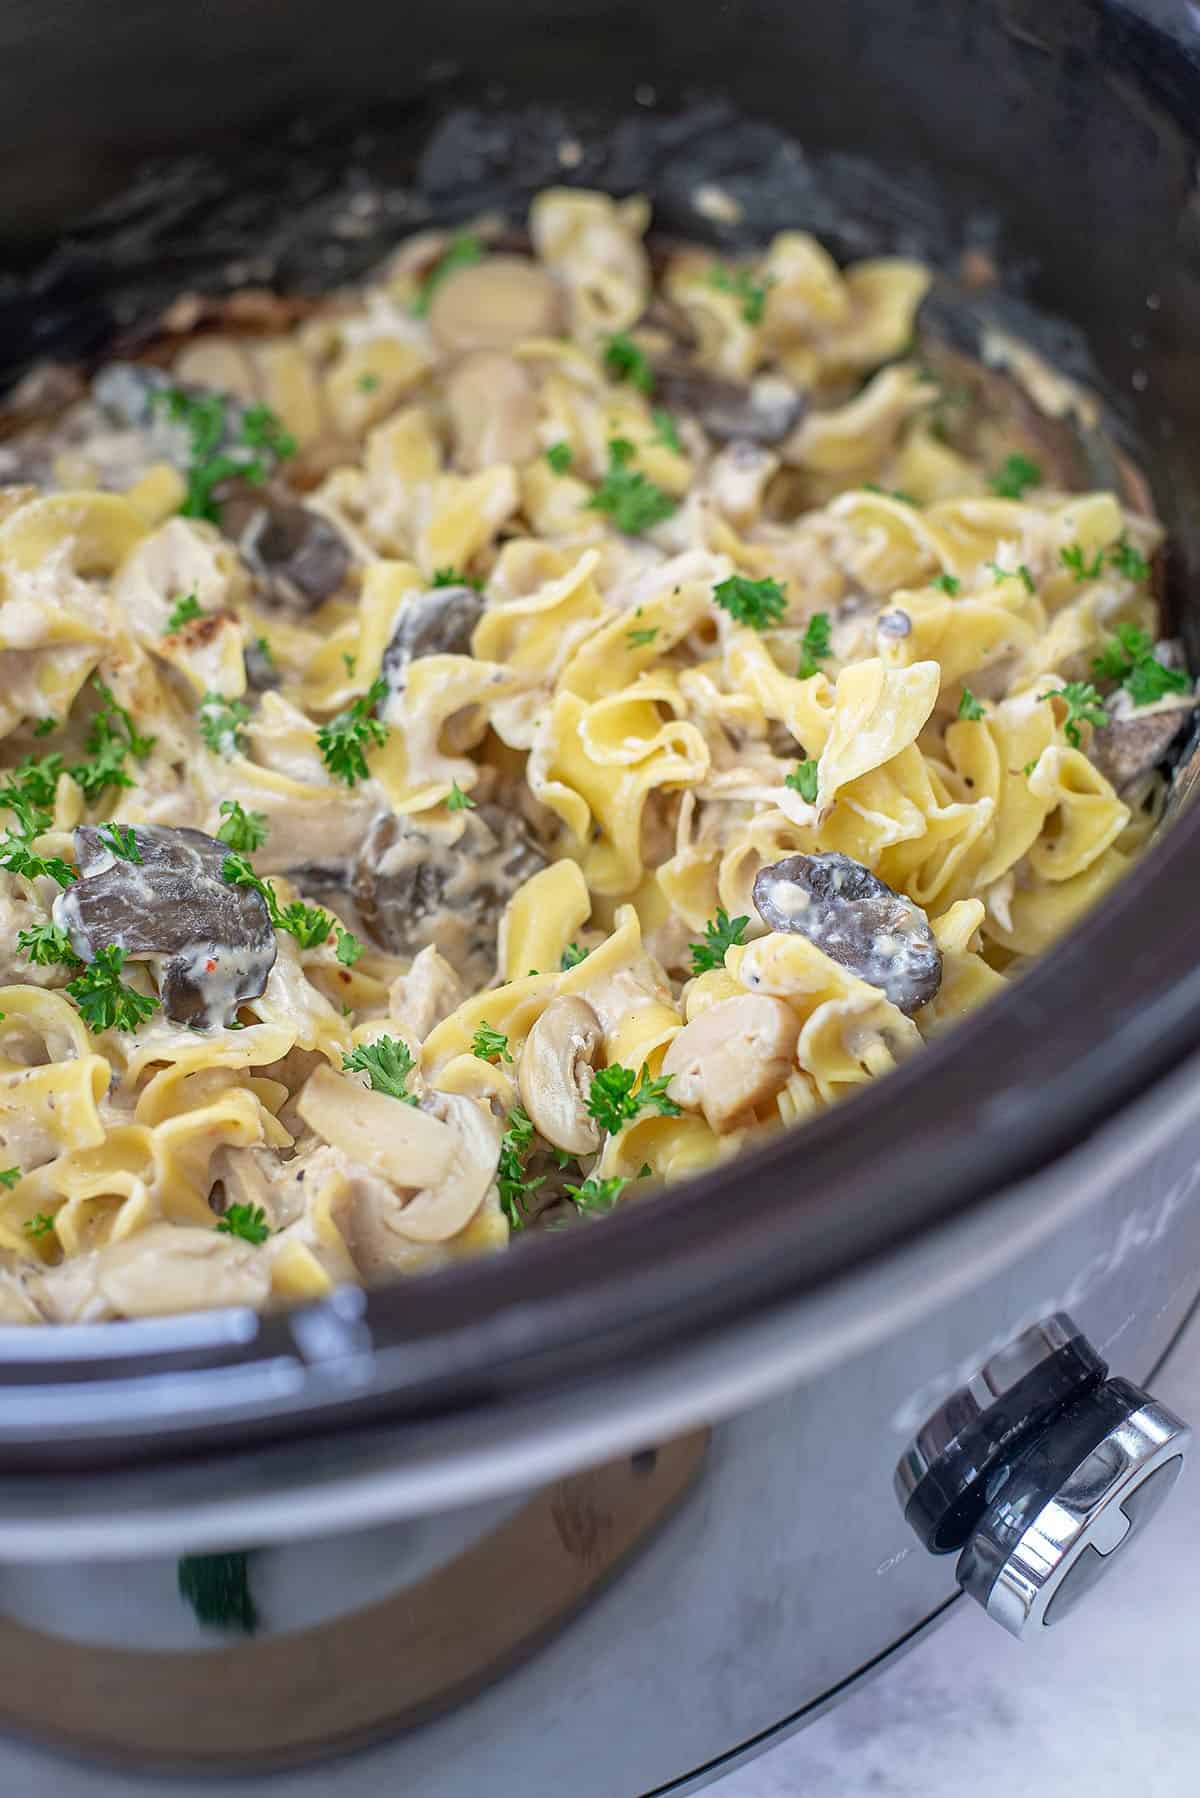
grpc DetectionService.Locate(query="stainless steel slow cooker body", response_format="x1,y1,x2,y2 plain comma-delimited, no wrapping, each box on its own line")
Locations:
3,2,1200,1792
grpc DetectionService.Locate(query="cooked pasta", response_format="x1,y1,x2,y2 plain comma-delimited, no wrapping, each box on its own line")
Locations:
0,187,1187,1323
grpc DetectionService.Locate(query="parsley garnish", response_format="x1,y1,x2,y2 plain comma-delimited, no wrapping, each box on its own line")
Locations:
342,652,357,678
989,453,1043,499
446,781,476,811
651,407,683,454
335,928,363,966
216,800,269,853
564,1173,629,1216
432,566,484,591
587,438,676,534
586,1062,681,1135
602,332,654,393
317,678,388,786
221,853,334,950
471,1023,512,1063
498,1105,543,1230
958,687,986,721
66,945,158,1034
0,794,76,888
253,636,275,669
17,921,81,968
199,693,250,759
98,822,140,862
1108,538,1150,582
1127,657,1191,706
1060,542,1105,582
67,677,156,805
24,1211,55,1238
862,482,917,504
560,942,589,970
357,371,381,394
986,560,1035,594
796,611,833,679
411,233,484,317
785,758,819,801
688,907,750,976
165,593,203,633
342,1035,419,1104
152,390,295,524
713,574,788,632
708,263,773,325
32,718,57,738
545,441,573,474
626,625,659,647
1090,622,1189,707
177,1553,258,1635
931,573,961,595
0,1168,21,1191
216,1203,270,1245
1045,680,1110,747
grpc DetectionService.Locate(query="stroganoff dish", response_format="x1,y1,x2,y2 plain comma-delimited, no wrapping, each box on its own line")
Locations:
0,188,1189,1324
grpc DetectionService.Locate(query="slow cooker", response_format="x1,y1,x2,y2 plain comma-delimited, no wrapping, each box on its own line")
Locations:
1,2,1200,1791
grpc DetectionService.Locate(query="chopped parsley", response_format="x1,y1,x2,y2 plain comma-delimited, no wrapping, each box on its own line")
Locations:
931,573,961,595
216,1203,270,1245
221,853,334,951
432,566,484,591
32,718,57,738
0,1168,21,1191
471,1023,512,1063
986,560,1035,593
564,1173,629,1216
177,1553,258,1635
253,635,275,669
958,687,986,721
216,799,269,853
199,693,250,759
1108,538,1150,582
341,1035,418,1104
165,592,203,633
342,652,357,678
713,574,788,632
64,677,157,805
651,407,683,454
1091,623,1189,706
796,611,833,679
98,822,140,862
498,1105,543,1230
335,928,363,966
626,625,659,647
411,233,484,317
446,780,476,811
0,798,76,889
862,481,917,505
586,1062,681,1135
24,1212,55,1238
708,263,774,325
545,441,573,474
989,453,1043,499
560,941,589,970
785,758,819,801
17,921,81,968
587,438,676,534
689,907,750,975
602,331,654,393
66,945,158,1034
1045,679,1109,748
1060,542,1106,582
151,389,295,524
317,678,389,786
356,371,381,394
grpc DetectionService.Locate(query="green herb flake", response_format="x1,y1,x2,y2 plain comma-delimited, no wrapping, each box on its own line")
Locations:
560,942,589,971
446,780,477,812
432,566,484,591
796,611,833,679
471,1023,512,1063
216,1203,270,1246
335,928,363,967
785,758,820,801
216,800,269,853
1108,538,1150,582
32,718,57,738
17,921,81,968
411,233,485,318
602,332,654,394
587,438,677,535
199,692,250,760
650,407,683,454
957,686,986,721
708,263,774,325
24,1211,55,1238
341,1035,418,1104
626,625,659,647
221,853,333,951
66,945,158,1034
586,1062,681,1135
1044,680,1110,748
98,822,141,863
0,1168,21,1191
498,1105,544,1231
317,678,389,786
989,453,1043,499
1059,542,1106,582
356,371,381,394
931,573,961,595
688,907,750,976
177,1553,258,1635
165,592,203,634
1090,621,1189,708
564,1173,629,1216
545,441,573,475
713,574,788,632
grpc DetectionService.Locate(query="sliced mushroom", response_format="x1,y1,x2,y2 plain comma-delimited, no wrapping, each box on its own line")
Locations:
517,996,603,1154
662,995,799,1132
1091,703,1194,790
428,256,565,353
354,807,547,990
32,1223,272,1322
446,350,539,472
380,583,487,694
389,1091,501,1243
220,482,352,611
752,852,942,1016
53,823,277,1029
297,1063,453,1191
654,361,803,445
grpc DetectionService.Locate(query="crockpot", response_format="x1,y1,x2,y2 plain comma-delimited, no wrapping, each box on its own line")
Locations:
2,2,1200,1792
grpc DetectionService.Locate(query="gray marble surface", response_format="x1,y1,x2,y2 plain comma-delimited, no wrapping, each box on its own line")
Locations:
720,1309,1200,1798
1,1314,1195,1797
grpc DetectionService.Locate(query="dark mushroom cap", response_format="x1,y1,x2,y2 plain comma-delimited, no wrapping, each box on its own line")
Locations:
380,584,487,694
752,851,942,1015
1091,704,1194,791
221,484,351,612
654,361,803,445
55,824,277,1029
353,805,546,988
